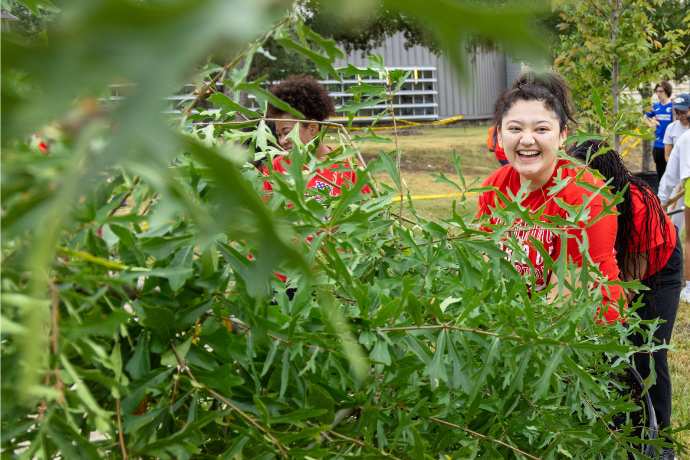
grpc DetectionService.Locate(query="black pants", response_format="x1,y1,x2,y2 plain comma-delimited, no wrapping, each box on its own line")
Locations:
653,146,667,184
630,226,683,434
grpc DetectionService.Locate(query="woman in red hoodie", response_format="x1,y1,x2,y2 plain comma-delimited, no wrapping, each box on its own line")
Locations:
477,71,625,323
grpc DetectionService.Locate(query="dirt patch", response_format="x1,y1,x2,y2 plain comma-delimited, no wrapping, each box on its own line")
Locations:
396,129,424,136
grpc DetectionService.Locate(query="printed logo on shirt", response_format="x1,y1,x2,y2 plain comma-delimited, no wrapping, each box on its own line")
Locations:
311,180,334,202
489,218,558,292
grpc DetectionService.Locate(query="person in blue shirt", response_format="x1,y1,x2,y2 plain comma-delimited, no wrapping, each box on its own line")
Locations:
644,81,674,183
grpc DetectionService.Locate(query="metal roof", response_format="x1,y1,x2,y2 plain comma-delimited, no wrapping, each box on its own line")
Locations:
1,9,19,21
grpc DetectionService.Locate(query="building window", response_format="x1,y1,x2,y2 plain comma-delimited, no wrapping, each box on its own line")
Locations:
113,66,439,121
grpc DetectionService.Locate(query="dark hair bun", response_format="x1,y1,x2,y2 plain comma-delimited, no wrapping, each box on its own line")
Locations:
494,70,577,133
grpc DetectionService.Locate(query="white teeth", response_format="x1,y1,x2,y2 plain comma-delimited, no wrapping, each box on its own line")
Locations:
518,151,540,156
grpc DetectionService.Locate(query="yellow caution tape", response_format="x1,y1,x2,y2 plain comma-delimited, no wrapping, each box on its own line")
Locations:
621,138,641,157
346,115,464,130
620,128,641,147
391,191,477,202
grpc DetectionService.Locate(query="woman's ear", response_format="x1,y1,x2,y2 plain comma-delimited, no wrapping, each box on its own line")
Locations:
497,132,503,149
307,122,320,137
559,126,568,149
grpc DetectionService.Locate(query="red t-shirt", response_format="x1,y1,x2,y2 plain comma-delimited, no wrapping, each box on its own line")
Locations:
627,184,676,278
477,160,625,324
261,154,371,281
262,155,372,198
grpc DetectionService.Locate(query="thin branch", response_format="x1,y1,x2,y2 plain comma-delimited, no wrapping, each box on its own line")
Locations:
429,417,541,460
194,117,347,129
377,323,521,340
107,176,141,218
566,377,628,449
179,19,289,121
415,234,474,248
116,399,129,460
385,72,403,227
171,342,288,457
48,283,65,403
325,429,402,459
170,365,182,409
392,211,416,225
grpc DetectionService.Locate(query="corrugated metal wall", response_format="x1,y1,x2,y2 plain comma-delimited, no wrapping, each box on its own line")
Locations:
333,33,507,119
505,57,523,90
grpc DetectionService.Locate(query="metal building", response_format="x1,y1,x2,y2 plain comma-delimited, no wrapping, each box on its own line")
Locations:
331,32,521,122
156,32,523,123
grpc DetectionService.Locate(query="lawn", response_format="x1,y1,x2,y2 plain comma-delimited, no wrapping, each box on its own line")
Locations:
352,125,690,455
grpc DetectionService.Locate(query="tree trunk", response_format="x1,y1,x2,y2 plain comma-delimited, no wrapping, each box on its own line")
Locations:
638,84,655,171
223,56,251,110
613,55,620,151
611,2,620,152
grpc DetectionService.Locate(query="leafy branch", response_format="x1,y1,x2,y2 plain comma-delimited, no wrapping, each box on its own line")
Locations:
170,342,288,457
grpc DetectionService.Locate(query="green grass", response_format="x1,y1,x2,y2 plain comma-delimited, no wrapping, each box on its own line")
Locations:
352,125,689,455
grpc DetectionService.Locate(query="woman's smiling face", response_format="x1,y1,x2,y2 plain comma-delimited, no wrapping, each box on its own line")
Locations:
499,99,567,190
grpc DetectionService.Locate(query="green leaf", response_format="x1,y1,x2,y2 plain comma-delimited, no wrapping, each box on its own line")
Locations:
166,245,195,291
230,78,305,119
261,340,279,377
339,98,388,113
174,299,212,330
404,292,424,327
379,149,400,190
62,309,130,339
60,355,111,433
141,305,175,342
370,338,391,365
424,329,448,389
120,367,174,414
193,363,244,390
279,347,290,400
125,330,151,380
275,34,340,80
590,84,607,129
207,93,260,118
534,346,565,400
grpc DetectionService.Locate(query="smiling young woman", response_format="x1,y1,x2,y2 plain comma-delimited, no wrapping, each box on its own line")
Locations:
477,71,625,323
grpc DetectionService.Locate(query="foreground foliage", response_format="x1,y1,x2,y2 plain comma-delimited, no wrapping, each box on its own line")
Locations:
1,1,682,459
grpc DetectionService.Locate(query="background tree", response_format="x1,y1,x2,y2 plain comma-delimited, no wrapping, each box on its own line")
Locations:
554,0,688,159
648,0,690,82
1,0,61,41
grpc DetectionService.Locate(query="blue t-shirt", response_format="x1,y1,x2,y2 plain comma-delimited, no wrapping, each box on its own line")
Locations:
645,101,674,148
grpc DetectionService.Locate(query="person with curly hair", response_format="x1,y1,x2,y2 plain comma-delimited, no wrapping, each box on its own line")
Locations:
569,140,681,458
262,74,371,199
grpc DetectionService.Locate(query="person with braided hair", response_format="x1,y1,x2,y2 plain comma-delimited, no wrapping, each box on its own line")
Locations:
569,140,681,460
477,71,625,324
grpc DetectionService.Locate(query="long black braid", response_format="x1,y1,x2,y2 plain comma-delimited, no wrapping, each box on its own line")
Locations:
567,139,670,281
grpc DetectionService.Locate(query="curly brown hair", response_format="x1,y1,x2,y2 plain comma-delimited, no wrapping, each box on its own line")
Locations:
267,74,336,121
